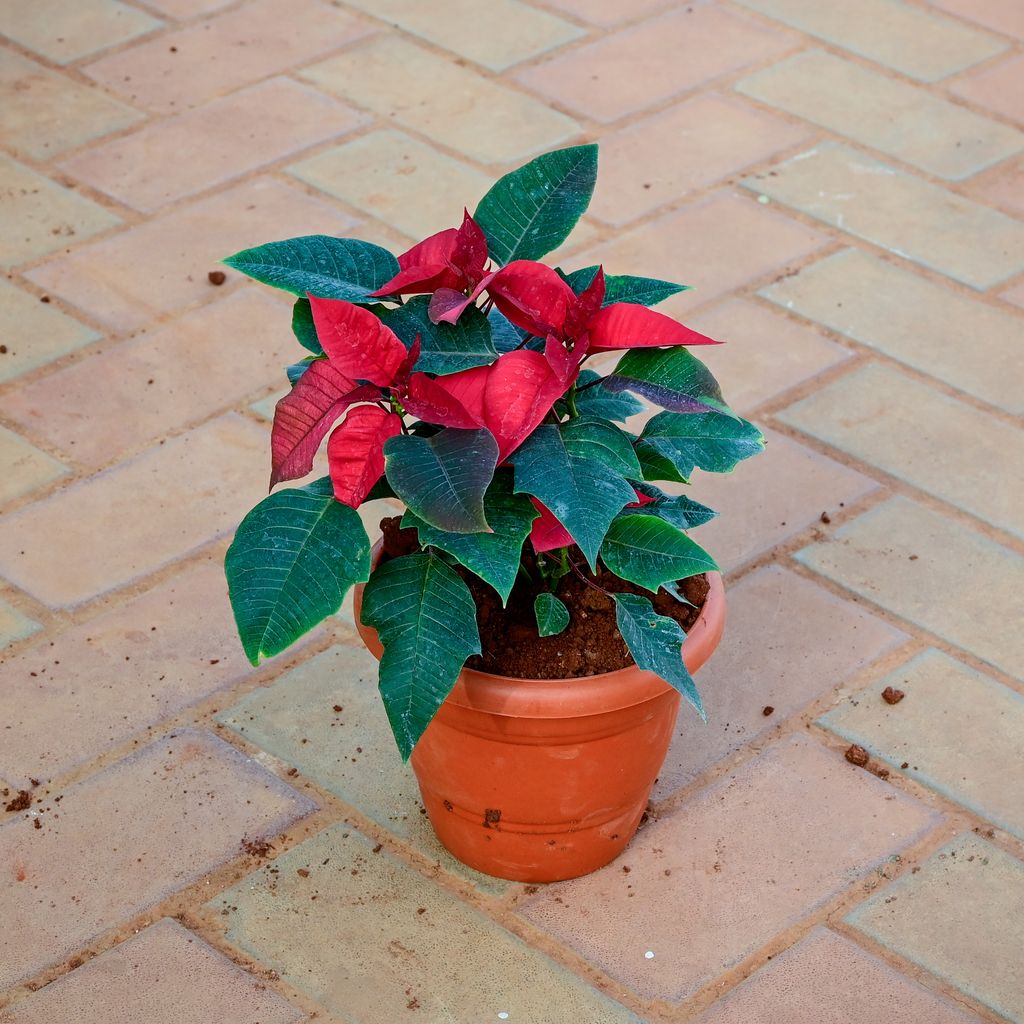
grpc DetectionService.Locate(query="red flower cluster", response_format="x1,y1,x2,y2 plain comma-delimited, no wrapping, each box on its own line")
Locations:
272,213,720,543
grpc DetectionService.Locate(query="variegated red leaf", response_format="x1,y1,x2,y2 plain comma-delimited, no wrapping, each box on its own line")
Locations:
327,406,403,507
308,296,408,385
270,360,378,488
588,302,721,352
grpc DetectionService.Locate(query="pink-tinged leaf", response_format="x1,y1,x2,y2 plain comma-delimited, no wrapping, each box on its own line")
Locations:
402,373,482,429
270,361,378,488
451,209,489,282
327,406,403,507
308,296,408,385
566,265,605,338
529,499,574,553
588,302,722,352
487,260,576,337
428,287,474,325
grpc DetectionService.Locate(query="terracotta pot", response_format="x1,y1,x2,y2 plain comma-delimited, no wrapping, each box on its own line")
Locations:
353,544,725,883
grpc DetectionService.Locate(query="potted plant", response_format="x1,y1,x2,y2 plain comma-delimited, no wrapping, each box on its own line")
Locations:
224,145,764,882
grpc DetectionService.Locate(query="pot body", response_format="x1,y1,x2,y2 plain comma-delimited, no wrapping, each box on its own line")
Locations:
353,564,725,883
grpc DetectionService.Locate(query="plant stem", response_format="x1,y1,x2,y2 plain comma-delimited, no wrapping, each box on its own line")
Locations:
565,383,580,418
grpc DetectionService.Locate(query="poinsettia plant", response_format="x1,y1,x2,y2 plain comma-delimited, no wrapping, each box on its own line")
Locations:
224,145,764,759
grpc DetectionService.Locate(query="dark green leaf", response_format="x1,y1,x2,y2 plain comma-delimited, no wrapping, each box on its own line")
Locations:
474,145,598,265
225,477,371,665
401,470,538,604
564,266,689,307
378,296,497,374
605,347,730,414
639,412,766,478
510,421,636,571
567,369,644,422
224,236,398,302
385,428,498,534
561,416,641,477
613,593,704,718
601,513,717,592
535,592,570,637
629,483,718,529
361,552,480,759
287,354,323,385
635,441,690,484
488,308,526,352
291,298,322,355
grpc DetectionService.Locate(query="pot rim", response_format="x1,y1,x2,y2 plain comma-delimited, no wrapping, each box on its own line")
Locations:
353,539,725,720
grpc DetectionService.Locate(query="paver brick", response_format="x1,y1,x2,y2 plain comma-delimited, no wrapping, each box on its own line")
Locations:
0,598,40,652
1001,278,1024,309
684,428,877,573
0,279,99,384
0,728,315,990
737,49,1023,180
210,824,642,1023
969,154,1024,217
0,918,302,1024
0,290,293,468
796,497,1024,681
288,129,492,241
0,414,267,608
518,735,940,1003
821,649,1024,839
25,177,358,332
216,644,509,893
575,190,830,320
686,297,850,414
0,154,121,271
84,0,373,114
540,0,670,26
848,836,1024,1022
949,53,1024,124
779,362,1024,538
0,425,67,505
735,0,1006,81
0,49,143,162
653,565,907,800
929,0,1024,40
589,93,811,226
60,78,367,213
760,248,1024,414
0,0,161,64
0,560,290,787
301,35,580,165
141,0,230,16
743,143,1024,290
515,6,791,123
342,0,583,71
690,927,983,1024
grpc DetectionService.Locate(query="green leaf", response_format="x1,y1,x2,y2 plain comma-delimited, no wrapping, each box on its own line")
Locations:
401,470,538,604
535,592,570,637
639,412,766,478
510,421,636,571
564,266,689,307
378,296,497,374
474,145,598,265
224,236,398,302
635,441,690,484
361,552,481,759
385,428,499,534
225,477,371,665
601,513,717,592
561,416,641,477
630,483,717,529
291,298,322,355
488,308,525,352
605,347,730,415
566,369,644,422
612,593,704,718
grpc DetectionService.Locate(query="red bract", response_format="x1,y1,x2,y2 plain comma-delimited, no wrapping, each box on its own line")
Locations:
369,210,489,304
328,406,402,506
309,295,406,386
529,489,653,553
485,261,720,351
437,348,571,462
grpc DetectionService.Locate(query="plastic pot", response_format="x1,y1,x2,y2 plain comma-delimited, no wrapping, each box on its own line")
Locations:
353,546,725,882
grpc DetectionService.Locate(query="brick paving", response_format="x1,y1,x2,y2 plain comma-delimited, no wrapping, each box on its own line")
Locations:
0,1,1021,1021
